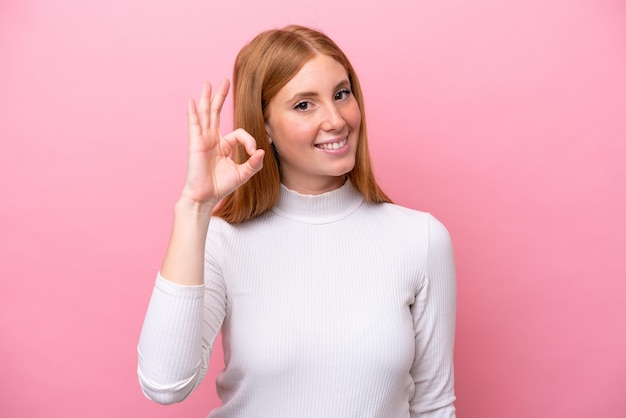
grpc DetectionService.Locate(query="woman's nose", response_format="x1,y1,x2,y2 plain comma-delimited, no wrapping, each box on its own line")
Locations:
320,103,346,132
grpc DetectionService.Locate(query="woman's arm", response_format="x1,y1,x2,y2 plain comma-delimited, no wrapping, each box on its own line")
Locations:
137,80,264,403
410,214,457,417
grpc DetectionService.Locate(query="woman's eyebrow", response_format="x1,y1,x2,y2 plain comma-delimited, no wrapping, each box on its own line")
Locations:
285,79,351,104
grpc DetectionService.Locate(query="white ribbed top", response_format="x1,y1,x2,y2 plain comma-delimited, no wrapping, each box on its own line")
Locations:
138,181,456,417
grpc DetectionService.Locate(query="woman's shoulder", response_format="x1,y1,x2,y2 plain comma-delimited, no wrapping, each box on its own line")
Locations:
208,211,273,237
370,201,431,222
368,202,451,238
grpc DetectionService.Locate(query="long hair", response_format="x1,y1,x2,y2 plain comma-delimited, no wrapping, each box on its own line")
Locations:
214,25,391,223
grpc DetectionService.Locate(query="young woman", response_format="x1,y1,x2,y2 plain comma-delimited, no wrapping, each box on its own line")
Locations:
138,25,457,417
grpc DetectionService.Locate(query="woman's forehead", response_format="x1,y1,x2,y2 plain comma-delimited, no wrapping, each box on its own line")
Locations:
276,55,349,98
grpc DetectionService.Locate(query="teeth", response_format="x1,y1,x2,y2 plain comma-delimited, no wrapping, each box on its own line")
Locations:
317,138,347,150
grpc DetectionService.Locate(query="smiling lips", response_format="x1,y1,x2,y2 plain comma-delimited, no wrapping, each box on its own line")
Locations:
315,138,348,150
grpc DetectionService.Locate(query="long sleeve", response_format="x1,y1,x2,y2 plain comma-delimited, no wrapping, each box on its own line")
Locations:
409,214,457,417
137,243,227,404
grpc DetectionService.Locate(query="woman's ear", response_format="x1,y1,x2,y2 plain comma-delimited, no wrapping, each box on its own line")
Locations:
264,121,273,144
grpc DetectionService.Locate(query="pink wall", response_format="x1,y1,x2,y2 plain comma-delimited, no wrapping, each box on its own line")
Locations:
1,0,625,417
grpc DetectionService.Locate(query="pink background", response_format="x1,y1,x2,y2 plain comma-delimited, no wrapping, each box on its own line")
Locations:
1,0,625,417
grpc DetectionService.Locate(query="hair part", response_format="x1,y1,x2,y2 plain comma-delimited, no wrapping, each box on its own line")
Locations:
214,25,391,224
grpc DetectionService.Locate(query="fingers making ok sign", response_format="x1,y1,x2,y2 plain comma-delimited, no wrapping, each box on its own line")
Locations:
182,79,264,207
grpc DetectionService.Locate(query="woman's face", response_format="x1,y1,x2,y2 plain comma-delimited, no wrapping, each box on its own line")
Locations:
265,54,361,194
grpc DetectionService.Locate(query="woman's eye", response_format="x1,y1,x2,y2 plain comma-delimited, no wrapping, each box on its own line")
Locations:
294,101,310,111
334,89,351,101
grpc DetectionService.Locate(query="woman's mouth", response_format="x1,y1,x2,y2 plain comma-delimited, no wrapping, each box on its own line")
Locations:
315,138,348,150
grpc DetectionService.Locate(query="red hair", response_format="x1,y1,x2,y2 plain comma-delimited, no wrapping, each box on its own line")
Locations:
214,25,391,223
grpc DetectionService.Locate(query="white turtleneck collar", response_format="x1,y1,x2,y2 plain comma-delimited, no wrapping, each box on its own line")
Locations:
271,179,365,224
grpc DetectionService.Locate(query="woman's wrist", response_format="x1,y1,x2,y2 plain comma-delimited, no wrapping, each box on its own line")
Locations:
174,195,217,220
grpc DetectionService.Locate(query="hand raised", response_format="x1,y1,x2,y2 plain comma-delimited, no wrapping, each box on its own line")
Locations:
182,80,264,207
